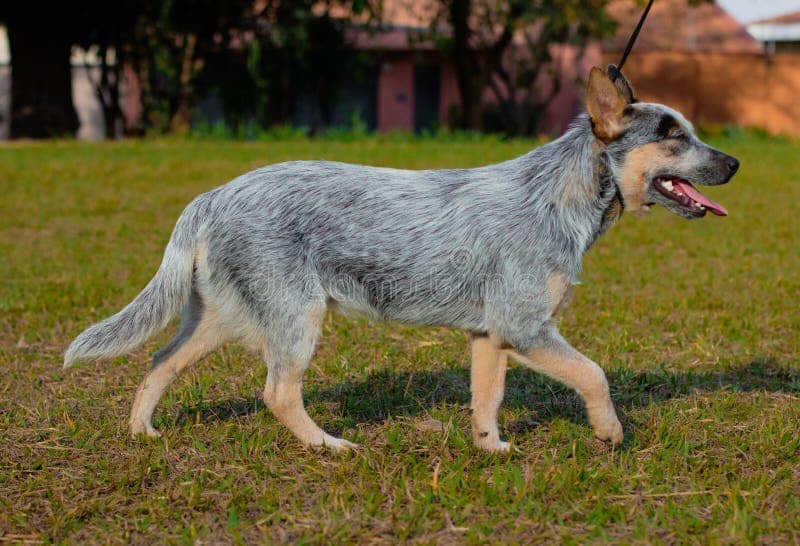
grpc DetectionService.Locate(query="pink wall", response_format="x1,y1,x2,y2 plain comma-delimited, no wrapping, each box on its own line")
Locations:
438,61,460,126
377,57,415,132
540,43,602,135
121,63,141,133
433,43,602,135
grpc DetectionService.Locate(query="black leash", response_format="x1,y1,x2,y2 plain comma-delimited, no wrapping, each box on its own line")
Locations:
611,0,655,80
603,0,655,214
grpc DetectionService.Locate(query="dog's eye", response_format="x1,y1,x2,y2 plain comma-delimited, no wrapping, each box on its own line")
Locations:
667,127,685,139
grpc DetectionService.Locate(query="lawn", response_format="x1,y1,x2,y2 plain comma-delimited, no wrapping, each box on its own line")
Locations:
1,133,798,544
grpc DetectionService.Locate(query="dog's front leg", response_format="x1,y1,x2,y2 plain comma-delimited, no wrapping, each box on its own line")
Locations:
509,326,623,445
470,334,510,452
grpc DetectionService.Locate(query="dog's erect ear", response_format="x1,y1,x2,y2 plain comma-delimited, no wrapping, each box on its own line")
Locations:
586,66,627,142
606,64,635,104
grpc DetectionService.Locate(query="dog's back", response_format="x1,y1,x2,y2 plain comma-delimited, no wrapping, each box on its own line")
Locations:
202,160,511,328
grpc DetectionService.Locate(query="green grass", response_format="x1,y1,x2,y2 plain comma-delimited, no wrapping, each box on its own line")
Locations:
1,134,798,544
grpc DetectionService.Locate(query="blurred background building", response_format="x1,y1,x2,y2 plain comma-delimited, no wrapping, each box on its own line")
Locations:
605,0,800,136
1,0,799,140
747,11,800,53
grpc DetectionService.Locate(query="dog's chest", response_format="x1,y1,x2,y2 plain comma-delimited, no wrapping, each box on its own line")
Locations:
547,273,575,319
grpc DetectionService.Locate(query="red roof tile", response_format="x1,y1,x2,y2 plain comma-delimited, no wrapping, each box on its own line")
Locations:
752,11,800,25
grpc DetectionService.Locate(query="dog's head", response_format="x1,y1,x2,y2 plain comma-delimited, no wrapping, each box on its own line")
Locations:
586,66,739,219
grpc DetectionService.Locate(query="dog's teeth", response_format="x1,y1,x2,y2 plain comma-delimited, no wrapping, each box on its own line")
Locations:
662,180,674,191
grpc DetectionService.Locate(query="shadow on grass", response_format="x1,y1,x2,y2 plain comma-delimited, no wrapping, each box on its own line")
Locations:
183,358,799,435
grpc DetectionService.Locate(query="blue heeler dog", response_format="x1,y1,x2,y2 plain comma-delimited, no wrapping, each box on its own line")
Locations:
64,67,739,451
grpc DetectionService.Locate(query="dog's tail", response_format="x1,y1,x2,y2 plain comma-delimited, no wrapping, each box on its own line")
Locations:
63,198,207,369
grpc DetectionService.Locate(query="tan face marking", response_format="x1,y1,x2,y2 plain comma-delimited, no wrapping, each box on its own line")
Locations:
618,142,675,213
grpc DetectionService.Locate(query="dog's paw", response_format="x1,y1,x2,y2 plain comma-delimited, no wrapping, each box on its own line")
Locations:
593,417,623,445
321,433,359,452
129,419,161,439
474,437,511,453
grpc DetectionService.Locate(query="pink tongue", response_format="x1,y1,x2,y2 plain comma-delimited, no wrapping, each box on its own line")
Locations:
673,181,728,216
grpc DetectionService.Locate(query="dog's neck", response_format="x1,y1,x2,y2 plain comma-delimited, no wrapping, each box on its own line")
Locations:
593,149,625,242
527,115,624,252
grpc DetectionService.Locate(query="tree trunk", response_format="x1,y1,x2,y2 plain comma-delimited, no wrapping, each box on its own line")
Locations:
169,34,200,133
99,46,122,139
449,0,483,130
7,16,79,138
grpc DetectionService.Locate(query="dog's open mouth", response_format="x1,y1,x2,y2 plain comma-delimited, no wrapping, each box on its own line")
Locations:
653,176,728,216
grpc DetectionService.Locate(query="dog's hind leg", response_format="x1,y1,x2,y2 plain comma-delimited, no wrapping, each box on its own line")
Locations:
509,325,623,445
470,334,510,452
129,290,223,438
262,303,357,451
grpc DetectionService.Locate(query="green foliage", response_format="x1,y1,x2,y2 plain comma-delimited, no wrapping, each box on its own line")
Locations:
321,111,371,140
1,0,621,137
126,0,254,133
186,112,537,144
244,4,347,130
422,0,617,134
65,0,380,135
188,120,310,141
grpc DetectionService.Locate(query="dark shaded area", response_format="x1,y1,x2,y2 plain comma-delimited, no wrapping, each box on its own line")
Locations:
5,9,80,138
0,1,627,138
413,62,441,133
178,358,800,438
0,0,376,138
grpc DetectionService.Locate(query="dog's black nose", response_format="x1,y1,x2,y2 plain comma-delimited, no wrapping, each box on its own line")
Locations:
726,156,740,176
